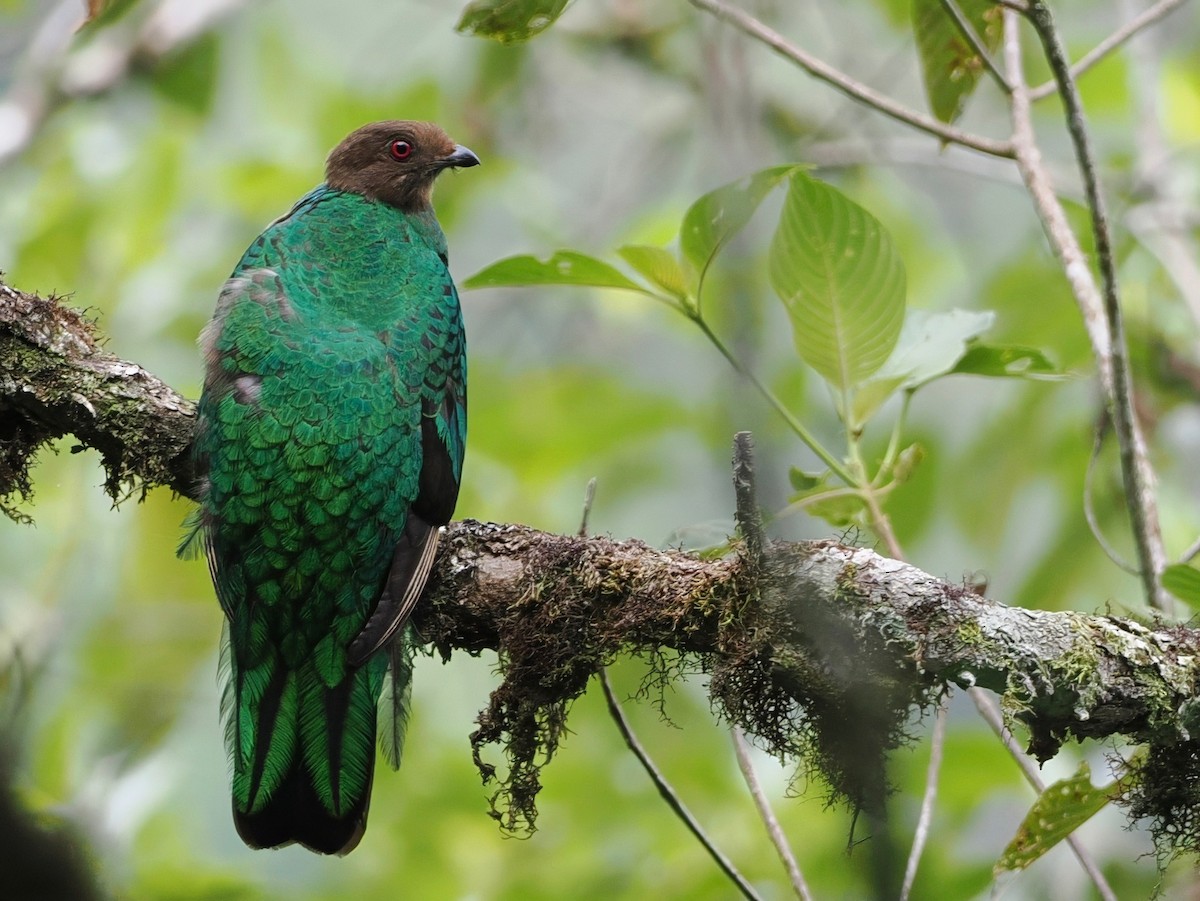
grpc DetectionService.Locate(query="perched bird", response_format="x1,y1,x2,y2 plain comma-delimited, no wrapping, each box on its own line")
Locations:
183,121,478,855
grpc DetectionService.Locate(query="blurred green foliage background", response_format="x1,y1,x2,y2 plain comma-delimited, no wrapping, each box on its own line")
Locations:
2,0,1200,897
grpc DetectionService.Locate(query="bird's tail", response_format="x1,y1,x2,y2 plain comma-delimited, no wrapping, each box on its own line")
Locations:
222,626,391,855
377,626,417,771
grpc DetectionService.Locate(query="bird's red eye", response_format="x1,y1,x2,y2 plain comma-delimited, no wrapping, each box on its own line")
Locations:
389,140,413,161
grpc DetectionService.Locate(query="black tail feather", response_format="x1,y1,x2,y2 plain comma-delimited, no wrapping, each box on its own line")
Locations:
233,758,375,855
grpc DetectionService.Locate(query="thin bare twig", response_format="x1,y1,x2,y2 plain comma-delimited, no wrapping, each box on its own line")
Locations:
803,136,1027,186
938,0,1012,93
1028,0,1191,101
1181,535,1200,565
690,315,854,484
1023,0,1168,613
577,477,597,538
731,728,813,901
970,690,1118,901
1084,424,1138,574
687,0,1015,159
1002,9,1169,613
900,700,948,901
599,670,763,901
732,432,766,566
1002,14,1112,368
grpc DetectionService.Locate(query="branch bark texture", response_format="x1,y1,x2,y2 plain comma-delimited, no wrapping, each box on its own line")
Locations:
0,282,195,518
3,283,1200,847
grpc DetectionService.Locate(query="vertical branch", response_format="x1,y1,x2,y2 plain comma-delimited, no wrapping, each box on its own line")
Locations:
577,477,598,537
1003,7,1169,612
590,475,760,899
732,431,765,566
899,701,948,900
1002,13,1112,377
1022,1,1168,613
599,671,763,901
731,728,813,901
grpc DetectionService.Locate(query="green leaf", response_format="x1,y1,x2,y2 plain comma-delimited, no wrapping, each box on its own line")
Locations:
463,251,653,294
788,466,825,492
456,0,569,43
995,762,1117,874
848,376,908,427
768,171,906,397
951,343,1066,379
852,308,996,424
873,309,996,386
617,245,690,303
893,443,925,483
805,493,867,528
912,0,1002,124
1163,564,1200,607
786,471,866,527
679,165,798,281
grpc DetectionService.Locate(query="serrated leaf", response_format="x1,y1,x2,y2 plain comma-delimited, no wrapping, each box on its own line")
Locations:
456,0,568,43
464,251,654,294
680,165,798,281
912,0,1002,124
995,762,1116,874
1163,564,1200,607
617,245,690,303
769,171,906,397
951,343,1066,379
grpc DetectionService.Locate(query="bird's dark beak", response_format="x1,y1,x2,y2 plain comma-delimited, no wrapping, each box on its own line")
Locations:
441,145,480,169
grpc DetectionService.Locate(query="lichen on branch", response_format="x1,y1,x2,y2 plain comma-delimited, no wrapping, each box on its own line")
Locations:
4,281,1200,853
0,280,195,518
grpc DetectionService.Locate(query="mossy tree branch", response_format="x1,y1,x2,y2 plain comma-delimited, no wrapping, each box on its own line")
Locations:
0,281,195,518
3,282,1200,848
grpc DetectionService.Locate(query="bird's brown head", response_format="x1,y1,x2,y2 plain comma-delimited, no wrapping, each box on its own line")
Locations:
325,121,479,213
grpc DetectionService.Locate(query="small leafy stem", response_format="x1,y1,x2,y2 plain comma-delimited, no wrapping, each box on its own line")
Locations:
846,424,905,559
875,390,914,489
684,296,906,555
465,170,1052,561
685,307,854,484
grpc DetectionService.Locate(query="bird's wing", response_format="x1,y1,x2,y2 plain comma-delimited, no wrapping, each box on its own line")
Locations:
348,265,467,666
346,515,439,667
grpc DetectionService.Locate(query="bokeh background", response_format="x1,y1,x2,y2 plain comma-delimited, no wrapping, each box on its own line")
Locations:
3,0,1200,897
